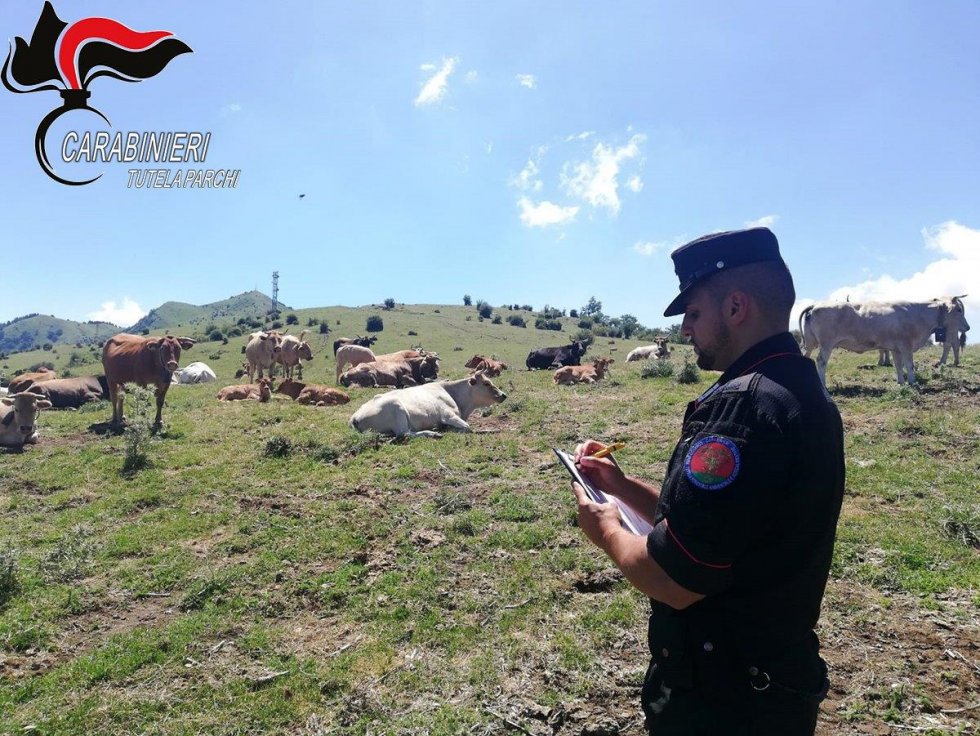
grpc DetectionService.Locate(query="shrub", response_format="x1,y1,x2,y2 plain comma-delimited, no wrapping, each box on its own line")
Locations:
463,295,472,306
264,435,293,458
535,318,562,331
226,326,242,337
42,343,52,351
573,328,593,344
68,351,85,367
492,315,502,324
209,329,224,341
122,386,155,473
319,323,330,334
29,361,55,372
270,320,283,330
60,369,73,378
408,330,418,336
383,298,395,310
141,328,150,335
307,317,319,326
677,356,701,384
286,314,299,325
0,545,19,606
521,304,533,312
507,315,527,328
578,318,594,329
569,309,579,318
40,525,95,583
641,360,675,379
366,315,384,332
478,303,493,319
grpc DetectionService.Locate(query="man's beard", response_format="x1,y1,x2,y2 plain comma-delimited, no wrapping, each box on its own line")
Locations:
693,322,732,371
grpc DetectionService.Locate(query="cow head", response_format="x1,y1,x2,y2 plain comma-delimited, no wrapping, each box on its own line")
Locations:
257,377,273,402
255,332,284,354
298,342,314,361
148,336,195,372
940,296,970,335
467,370,507,406
573,341,586,357
465,355,487,369
1,391,52,437
420,355,440,379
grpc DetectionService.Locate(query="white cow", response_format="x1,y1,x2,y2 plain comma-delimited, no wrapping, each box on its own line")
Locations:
0,391,52,447
626,339,671,362
171,361,218,384
349,371,507,438
335,344,377,383
800,296,970,385
245,332,283,382
277,330,315,380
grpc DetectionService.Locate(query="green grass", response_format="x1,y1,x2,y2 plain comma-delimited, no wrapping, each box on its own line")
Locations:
1,303,978,734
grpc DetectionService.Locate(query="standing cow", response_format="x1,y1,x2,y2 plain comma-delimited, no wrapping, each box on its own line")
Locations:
102,333,195,429
277,330,315,380
245,331,283,382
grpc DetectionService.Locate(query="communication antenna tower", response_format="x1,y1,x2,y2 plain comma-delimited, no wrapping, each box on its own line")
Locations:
271,271,279,314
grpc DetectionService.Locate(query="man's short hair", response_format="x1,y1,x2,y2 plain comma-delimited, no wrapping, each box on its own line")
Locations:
705,260,796,325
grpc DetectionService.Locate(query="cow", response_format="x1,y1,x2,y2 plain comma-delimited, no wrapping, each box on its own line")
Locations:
340,355,439,388
464,355,508,377
171,362,218,384
296,384,350,406
553,357,615,385
349,371,507,438
800,296,970,385
245,331,283,382
102,333,195,429
8,367,57,394
333,335,377,356
525,341,587,370
217,378,273,402
335,344,378,382
0,391,51,447
26,376,108,408
626,338,671,362
879,328,966,369
274,379,307,399
277,330,315,380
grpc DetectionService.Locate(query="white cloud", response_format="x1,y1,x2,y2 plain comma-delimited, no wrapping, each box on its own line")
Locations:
627,175,643,193
420,63,436,71
792,220,980,328
414,57,458,107
465,70,478,83
744,215,778,229
633,241,666,256
511,159,543,192
87,298,146,327
518,197,579,228
486,141,493,154
516,73,536,89
560,133,646,216
220,103,242,115
565,131,593,142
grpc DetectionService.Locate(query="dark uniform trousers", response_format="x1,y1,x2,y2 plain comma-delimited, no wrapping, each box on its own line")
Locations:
640,334,844,735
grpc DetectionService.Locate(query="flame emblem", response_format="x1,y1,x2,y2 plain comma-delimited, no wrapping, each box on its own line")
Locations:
2,2,191,185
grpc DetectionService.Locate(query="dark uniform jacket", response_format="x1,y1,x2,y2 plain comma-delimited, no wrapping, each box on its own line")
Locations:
642,332,845,733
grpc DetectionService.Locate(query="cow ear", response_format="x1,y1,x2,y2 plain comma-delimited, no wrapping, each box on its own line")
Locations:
468,375,477,385
1,398,12,407
146,339,161,351
178,338,195,350
38,400,52,409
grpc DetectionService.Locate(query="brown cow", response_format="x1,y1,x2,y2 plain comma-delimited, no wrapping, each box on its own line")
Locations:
8,368,57,394
296,384,350,406
274,379,306,399
464,354,508,377
217,378,273,402
26,376,108,408
553,357,614,385
340,356,438,388
102,333,195,429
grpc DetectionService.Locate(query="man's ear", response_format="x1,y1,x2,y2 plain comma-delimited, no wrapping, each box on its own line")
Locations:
726,291,750,326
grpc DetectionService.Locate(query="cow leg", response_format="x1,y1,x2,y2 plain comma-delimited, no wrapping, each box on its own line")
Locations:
903,350,917,385
439,413,472,433
953,339,961,366
335,361,345,383
154,386,167,427
815,347,832,387
892,349,906,384
109,383,124,427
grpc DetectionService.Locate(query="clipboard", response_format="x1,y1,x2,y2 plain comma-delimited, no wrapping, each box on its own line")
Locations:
553,447,653,536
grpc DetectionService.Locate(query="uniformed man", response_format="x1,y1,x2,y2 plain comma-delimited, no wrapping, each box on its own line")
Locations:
571,227,845,735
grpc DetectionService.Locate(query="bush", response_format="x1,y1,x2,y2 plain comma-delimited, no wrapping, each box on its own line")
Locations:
40,525,95,583
209,329,224,341
141,328,150,335
492,315,502,324
366,315,384,332
578,318,594,329
122,386,155,473
270,320,283,330
573,328,593,344
408,330,418,336
463,295,472,306
42,343,52,351
286,314,299,325
507,315,527,328
641,360,675,379
677,356,701,384
307,317,320,326
319,323,330,334
0,545,19,606
521,304,533,312
383,298,395,310
264,435,293,458
227,326,242,337
535,318,562,331
29,361,55,372
478,303,493,319
569,309,579,318
60,369,73,378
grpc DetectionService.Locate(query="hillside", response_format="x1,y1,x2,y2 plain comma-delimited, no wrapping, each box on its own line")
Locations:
130,290,288,333
0,314,117,354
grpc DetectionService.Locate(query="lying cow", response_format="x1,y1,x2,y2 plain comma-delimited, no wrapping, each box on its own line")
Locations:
1,391,51,447
333,335,377,356
526,341,587,370
217,378,273,402
171,361,218,384
274,379,307,399
464,355,508,377
26,376,108,408
8,367,57,394
340,355,439,388
102,333,195,429
245,331,283,382
277,330,315,379
296,384,350,406
800,296,970,385
554,357,614,385
349,371,506,438
626,338,671,362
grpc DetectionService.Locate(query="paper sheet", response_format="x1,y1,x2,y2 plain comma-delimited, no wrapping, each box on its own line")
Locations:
553,448,653,536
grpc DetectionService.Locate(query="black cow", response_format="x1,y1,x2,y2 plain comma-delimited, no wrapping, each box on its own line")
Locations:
332,335,378,356
27,376,109,408
525,341,587,370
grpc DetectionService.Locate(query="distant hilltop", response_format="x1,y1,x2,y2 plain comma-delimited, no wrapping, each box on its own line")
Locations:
0,291,289,354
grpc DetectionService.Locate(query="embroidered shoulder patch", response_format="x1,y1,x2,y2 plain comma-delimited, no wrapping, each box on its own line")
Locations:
684,436,740,490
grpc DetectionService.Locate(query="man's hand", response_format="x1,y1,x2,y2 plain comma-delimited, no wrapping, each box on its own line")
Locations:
574,440,626,496
571,480,624,551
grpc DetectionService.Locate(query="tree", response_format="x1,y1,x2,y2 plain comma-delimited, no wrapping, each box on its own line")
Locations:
581,296,603,318
319,322,330,334
286,314,299,325
383,298,395,311
463,294,472,306
620,314,640,339
478,303,493,319
366,315,384,332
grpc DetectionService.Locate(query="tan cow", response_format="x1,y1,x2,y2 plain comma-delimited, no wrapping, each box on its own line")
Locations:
553,357,614,385
335,344,377,382
274,379,307,399
245,331,283,382
102,333,195,429
277,330,315,379
217,378,273,402
8,367,57,394
801,296,970,385
464,355,508,377
0,391,52,446
340,356,438,388
296,385,350,406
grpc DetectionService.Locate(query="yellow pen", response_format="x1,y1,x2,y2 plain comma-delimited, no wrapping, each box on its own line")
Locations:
590,442,625,459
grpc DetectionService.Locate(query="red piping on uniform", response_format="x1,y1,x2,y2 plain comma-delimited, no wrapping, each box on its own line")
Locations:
736,352,806,378
663,518,732,570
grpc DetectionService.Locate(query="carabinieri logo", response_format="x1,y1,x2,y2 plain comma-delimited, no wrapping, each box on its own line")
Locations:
2,2,191,185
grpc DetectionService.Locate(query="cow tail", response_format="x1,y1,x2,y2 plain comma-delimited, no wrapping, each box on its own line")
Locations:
798,305,814,351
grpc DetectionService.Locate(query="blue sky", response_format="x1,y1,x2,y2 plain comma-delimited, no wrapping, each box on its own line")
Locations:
2,0,978,330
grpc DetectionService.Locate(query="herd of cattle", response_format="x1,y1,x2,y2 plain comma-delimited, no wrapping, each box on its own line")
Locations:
0,295,971,446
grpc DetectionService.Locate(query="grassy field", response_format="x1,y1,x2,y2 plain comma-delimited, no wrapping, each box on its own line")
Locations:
1,304,978,736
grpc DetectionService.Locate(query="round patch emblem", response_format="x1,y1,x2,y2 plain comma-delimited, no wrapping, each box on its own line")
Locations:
684,436,740,490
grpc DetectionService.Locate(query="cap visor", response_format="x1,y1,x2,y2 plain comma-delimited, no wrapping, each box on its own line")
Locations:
663,285,695,317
